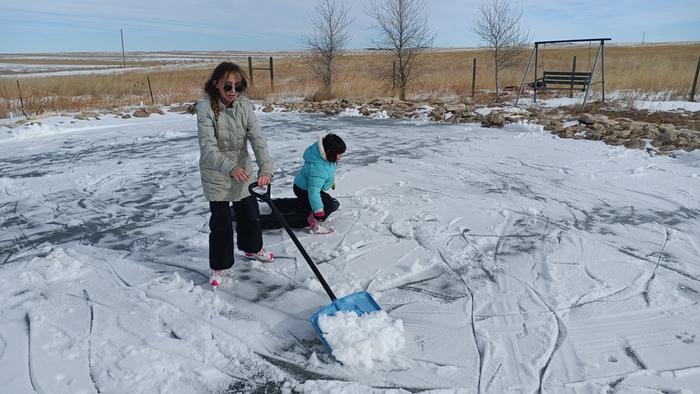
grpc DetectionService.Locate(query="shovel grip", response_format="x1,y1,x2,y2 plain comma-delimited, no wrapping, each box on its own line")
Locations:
248,181,271,201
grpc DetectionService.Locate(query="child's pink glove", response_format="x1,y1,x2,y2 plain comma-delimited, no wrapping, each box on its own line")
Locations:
313,210,325,220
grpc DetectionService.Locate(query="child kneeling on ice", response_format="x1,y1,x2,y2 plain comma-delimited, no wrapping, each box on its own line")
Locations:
293,134,345,234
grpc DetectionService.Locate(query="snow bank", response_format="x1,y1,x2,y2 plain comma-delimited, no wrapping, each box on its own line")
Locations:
338,108,363,117
513,95,700,112
2,122,73,141
631,100,700,112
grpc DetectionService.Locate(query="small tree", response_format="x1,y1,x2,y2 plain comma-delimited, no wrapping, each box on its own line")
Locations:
367,0,433,101
305,0,352,100
472,0,528,101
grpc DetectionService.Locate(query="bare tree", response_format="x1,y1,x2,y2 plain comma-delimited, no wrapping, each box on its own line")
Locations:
367,0,433,101
305,0,352,99
472,0,528,101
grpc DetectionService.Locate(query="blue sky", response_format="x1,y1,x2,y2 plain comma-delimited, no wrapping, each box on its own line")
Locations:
1,0,698,53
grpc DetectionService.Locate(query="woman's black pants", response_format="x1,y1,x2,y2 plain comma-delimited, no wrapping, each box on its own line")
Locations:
208,195,262,270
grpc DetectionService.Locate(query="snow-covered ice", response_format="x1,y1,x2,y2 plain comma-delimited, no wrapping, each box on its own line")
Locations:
1,107,699,393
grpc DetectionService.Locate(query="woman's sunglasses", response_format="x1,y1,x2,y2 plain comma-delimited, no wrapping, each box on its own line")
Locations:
224,83,245,93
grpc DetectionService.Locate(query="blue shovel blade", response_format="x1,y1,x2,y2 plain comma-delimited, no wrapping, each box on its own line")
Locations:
310,291,382,350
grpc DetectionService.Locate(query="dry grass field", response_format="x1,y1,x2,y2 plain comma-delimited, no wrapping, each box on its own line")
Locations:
1,43,699,118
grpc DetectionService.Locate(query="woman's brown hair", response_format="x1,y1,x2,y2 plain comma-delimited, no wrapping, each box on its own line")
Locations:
203,62,249,122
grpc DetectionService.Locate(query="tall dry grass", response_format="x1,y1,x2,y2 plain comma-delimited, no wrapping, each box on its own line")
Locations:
1,43,698,118
0,67,209,117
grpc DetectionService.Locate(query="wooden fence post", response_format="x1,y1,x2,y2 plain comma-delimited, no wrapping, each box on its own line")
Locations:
269,57,274,92
120,28,126,68
392,61,396,91
146,75,154,104
690,56,700,102
248,57,254,86
471,58,476,98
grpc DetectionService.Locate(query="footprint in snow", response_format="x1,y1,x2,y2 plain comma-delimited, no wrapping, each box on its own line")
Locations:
676,331,696,344
390,221,414,239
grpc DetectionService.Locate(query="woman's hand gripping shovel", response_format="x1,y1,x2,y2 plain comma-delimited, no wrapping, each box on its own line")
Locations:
248,182,382,349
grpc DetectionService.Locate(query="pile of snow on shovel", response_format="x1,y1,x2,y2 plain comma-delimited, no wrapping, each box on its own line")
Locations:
318,310,405,368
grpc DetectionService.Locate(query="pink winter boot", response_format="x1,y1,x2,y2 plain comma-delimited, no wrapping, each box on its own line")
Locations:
307,212,334,234
244,249,274,263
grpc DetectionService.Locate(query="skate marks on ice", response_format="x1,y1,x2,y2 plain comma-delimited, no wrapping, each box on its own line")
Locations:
331,133,700,393
0,244,324,392
0,115,204,264
1,112,699,392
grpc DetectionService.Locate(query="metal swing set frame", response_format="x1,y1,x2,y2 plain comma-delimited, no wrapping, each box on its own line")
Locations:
515,38,611,110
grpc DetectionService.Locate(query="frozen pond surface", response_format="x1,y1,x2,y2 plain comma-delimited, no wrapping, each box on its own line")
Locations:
1,109,699,393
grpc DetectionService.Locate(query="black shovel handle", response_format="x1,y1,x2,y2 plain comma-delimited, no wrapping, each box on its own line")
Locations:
249,182,337,301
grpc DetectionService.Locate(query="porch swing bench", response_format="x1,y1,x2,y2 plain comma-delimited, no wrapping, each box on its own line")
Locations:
533,71,593,91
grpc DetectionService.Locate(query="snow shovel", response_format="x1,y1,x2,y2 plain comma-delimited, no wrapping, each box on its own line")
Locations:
248,182,382,349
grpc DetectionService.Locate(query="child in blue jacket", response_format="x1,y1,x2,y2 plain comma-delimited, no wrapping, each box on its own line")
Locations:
293,134,346,234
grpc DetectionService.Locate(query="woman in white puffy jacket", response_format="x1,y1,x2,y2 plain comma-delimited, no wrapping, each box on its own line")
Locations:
196,62,275,287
